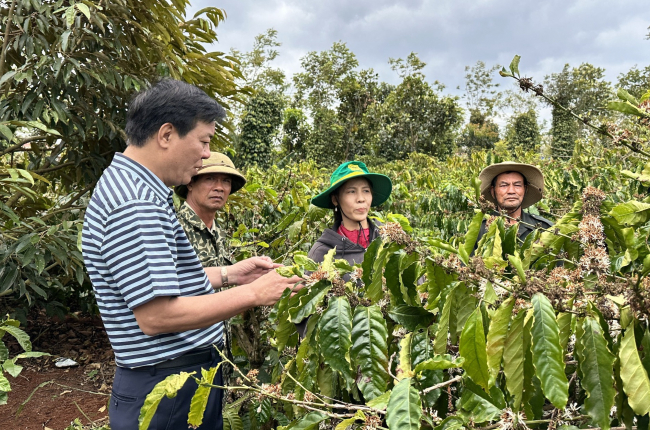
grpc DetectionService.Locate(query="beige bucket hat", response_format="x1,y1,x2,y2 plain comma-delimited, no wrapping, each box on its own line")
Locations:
478,161,544,209
174,152,246,199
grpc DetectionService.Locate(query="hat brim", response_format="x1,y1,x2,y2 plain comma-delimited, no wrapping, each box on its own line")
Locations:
311,172,393,209
479,163,544,209
174,167,247,199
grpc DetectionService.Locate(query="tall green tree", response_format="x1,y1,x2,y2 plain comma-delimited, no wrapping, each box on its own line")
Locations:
505,109,541,152
0,0,243,315
457,110,500,153
236,90,285,167
366,53,463,160
544,63,612,154
293,43,379,165
617,65,650,99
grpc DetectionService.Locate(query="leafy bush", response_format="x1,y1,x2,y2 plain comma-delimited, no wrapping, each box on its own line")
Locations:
0,316,49,405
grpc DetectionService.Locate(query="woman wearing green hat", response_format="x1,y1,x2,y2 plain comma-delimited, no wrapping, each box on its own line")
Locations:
308,161,393,265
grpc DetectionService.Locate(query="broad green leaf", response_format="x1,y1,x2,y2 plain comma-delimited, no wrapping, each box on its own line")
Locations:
188,366,218,428
499,67,513,78
508,255,526,283
453,283,477,343
294,254,319,271
398,333,415,379
362,239,382,287
509,55,521,77
557,312,573,353
459,308,489,391
388,304,434,331
367,390,391,409
619,326,650,415
1,325,31,352
503,310,526,412
318,296,354,389
607,100,649,118
223,409,244,430
486,297,514,387
0,373,10,392
138,372,194,430
414,355,464,373
3,359,22,378
351,305,389,400
75,3,91,20
386,378,422,430
288,281,331,323
579,317,615,430
617,88,639,105
434,286,455,354
0,124,13,142
609,201,650,226
15,351,49,359
460,211,484,263
457,378,502,423
278,412,328,430
335,411,366,430
0,340,8,361
531,294,569,408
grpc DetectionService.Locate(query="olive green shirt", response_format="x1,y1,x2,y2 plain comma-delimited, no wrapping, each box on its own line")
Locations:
177,202,232,268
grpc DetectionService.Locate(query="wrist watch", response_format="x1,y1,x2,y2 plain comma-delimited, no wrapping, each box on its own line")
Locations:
220,267,229,288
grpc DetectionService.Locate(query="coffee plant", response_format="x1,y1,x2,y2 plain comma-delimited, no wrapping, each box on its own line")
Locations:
138,57,650,430
0,316,49,404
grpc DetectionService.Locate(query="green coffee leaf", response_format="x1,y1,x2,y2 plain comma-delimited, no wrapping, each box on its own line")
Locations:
619,326,650,415
486,296,514,387
531,294,568,408
188,366,218,428
318,296,354,390
579,317,615,430
351,305,389,400
459,308,490,391
138,371,194,430
386,378,422,430
503,310,526,412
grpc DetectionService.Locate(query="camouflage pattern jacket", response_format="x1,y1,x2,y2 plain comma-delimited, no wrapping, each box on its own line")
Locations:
177,202,232,268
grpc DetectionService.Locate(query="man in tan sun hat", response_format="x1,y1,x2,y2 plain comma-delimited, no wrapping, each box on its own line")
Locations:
175,151,247,268
475,161,553,245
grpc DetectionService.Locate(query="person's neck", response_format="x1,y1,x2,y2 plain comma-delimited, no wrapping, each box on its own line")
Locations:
123,145,170,186
186,200,216,229
341,217,369,231
498,206,522,224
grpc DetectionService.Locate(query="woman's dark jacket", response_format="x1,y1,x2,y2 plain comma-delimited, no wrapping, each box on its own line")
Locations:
308,219,382,266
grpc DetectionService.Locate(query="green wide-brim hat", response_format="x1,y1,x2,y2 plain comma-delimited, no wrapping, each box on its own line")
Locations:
311,161,393,209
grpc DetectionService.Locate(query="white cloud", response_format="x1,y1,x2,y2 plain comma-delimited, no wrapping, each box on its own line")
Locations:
190,0,650,112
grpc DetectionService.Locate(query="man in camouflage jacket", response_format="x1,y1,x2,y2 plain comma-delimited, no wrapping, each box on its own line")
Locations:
175,152,253,385
475,161,554,246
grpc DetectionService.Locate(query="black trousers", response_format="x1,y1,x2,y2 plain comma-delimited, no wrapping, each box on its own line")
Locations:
109,348,223,430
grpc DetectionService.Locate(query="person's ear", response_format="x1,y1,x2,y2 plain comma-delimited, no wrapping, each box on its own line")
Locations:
331,194,338,207
490,187,495,199
157,123,174,149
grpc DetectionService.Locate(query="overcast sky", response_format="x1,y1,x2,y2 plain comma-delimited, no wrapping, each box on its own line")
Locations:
190,0,649,117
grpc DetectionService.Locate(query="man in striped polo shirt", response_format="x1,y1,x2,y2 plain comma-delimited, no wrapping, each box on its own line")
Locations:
82,79,302,429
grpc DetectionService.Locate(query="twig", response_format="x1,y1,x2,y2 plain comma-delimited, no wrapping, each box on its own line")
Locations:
0,0,17,77
422,375,462,394
16,380,54,416
53,383,110,397
74,400,96,426
0,135,49,157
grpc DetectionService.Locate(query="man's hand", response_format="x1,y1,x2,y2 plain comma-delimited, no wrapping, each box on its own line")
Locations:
228,256,281,286
133,268,303,336
248,270,303,306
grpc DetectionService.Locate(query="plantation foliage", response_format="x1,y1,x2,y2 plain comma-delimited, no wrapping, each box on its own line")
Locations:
135,61,650,430
2,2,650,428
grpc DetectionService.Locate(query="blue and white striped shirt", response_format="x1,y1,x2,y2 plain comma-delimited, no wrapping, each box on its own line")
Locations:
82,153,222,368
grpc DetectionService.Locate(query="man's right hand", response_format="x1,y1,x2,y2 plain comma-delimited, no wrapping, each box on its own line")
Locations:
249,270,303,306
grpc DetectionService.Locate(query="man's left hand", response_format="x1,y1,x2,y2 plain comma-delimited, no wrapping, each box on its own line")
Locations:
229,256,281,286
